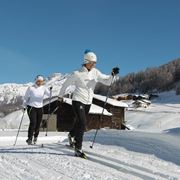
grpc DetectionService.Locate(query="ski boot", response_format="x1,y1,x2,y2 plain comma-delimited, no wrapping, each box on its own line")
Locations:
68,133,75,148
26,138,32,145
75,148,87,159
33,137,38,144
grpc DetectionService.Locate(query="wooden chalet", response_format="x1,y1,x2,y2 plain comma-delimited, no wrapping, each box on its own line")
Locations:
41,93,128,131
42,96,112,131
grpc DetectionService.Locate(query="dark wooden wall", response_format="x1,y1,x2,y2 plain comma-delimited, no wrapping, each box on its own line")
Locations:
87,115,112,130
92,98,125,129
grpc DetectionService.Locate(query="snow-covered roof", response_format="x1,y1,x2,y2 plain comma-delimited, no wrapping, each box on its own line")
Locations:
141,99,151,104
93,94,128,108
44,96,58,105
63,98,112,116
43,97,112,116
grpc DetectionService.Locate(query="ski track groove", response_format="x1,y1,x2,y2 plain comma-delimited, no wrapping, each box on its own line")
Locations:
85,149,174,179
60,143,180,180
0,153,42,180
0,143,179,180
0,147,78,180
0,146,114,180
40,144,127,180
26,153,72,180
45,143,170,180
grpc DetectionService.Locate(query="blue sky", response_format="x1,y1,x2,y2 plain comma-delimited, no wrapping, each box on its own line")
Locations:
0,0,180,83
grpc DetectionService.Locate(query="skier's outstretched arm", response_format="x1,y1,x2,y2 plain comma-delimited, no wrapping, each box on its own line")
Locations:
96,70,113,86
96,67,119,86
59,73,76,97
44,87,52,97
23,87,31,109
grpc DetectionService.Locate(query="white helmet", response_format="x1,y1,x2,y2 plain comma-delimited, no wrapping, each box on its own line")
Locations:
83,50,97,64
35,75,44,82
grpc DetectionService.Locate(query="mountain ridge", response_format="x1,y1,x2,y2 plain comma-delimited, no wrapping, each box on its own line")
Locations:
95,58,180,95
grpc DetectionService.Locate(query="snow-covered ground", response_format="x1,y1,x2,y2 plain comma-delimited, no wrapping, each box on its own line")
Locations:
0,130,180,180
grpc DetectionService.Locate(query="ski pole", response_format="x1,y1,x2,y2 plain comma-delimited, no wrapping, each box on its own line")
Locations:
90,76,115,149
14,109,26,146
45,88,53,136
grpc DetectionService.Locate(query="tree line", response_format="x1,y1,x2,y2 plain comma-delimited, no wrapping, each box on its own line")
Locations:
95,58,180,95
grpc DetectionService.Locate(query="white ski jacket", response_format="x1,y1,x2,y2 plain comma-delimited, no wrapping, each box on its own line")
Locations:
23,85,51,108
59,66,113,105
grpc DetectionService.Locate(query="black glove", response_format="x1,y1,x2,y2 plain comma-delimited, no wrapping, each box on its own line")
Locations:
49,86,53,90
111,67,120,76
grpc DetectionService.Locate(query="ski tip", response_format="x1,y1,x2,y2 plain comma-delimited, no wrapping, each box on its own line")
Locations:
75,154,88,159
81,156,88,160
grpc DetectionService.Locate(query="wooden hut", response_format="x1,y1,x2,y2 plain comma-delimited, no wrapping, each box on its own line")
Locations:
93,94,128,129
42,97,112,132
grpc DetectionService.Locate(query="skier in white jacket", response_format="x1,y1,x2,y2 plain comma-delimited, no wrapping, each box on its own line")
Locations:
23,75,52,145
59,50,119,158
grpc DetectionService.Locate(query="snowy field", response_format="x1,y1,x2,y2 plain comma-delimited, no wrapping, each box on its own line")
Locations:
0,130,180,180
0,91,180,180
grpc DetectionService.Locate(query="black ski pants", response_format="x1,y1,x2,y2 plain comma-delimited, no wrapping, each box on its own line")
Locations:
70,101,91,150
27,106,43,140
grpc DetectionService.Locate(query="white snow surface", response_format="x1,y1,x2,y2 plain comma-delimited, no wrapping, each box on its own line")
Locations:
0,130,180,180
